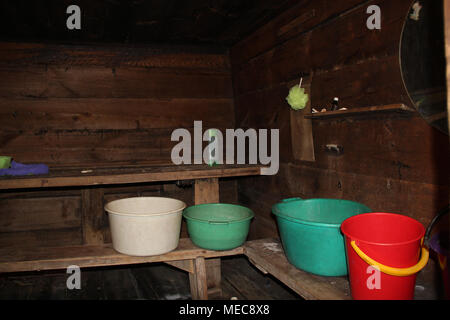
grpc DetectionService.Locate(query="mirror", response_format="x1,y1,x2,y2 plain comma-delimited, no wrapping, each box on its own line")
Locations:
401,0,448,135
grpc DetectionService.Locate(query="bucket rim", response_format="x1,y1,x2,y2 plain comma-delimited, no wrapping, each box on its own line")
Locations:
341,212,426,246
183,203,255,223
104,196,186,217
272,198,371,228
273,213,343,228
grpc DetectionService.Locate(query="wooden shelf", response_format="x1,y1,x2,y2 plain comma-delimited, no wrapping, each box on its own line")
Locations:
0,164,264,190
244,238,351,300
0,238,244,273
243,238,440,300
304,103,416,119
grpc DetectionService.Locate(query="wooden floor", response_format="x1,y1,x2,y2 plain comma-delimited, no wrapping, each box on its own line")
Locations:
0,256,300,300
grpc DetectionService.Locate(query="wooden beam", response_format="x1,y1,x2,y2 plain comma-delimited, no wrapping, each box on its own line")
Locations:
165,259,194,273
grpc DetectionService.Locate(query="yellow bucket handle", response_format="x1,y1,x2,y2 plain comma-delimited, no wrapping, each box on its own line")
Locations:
350,239,429,277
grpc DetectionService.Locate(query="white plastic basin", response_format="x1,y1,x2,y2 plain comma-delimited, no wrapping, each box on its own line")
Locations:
105,197,186,256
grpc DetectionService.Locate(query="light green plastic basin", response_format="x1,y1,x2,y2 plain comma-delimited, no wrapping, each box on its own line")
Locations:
183,203,254,250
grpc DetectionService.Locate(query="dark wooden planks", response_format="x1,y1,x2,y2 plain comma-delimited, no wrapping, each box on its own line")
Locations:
131,264,191,300
230,0,365,67
0,98,234,131
0,42,235,166
0,42,230,70
221,256,299,300
0,196,81,233
239,162,449,228
0,128,175,165
232,0,411,97
0,65,232,99
310,55,411,108
230,0,449,240
0,227,82,249
0,189,84,248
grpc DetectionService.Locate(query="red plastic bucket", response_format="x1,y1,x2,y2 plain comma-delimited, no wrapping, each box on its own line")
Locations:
341,213,429,300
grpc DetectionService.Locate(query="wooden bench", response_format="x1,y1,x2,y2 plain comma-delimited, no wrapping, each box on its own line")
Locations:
0,163,264,300
0,236,351,300
0,238,245,300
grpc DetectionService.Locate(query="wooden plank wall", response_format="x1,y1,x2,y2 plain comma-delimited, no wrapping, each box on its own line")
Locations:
0,42,236,247
0,42,234,166
230,0,450,239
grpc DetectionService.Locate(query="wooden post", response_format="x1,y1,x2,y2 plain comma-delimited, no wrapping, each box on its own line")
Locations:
444,0,450,234
194,257,208,300
289,76,315,162
189,268,199,300
188,257,209,300
445,0,450,134
193,178,222,299
81,188,105,245
205,258,222,298
194,178,219,204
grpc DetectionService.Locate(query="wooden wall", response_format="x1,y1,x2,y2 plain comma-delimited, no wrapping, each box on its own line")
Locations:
0,42,236,247
0,42,233,166
230,0,450,239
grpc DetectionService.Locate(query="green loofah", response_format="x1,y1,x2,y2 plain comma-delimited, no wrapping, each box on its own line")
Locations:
286,86,309,110
0,156,11,169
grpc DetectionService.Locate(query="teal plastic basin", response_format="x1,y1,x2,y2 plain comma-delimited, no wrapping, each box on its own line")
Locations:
272,198,371,276
183,203,254,250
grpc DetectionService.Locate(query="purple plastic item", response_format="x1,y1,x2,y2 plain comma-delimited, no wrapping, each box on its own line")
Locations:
0,160,49,176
